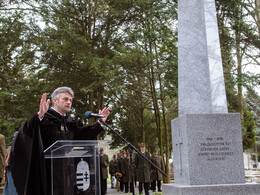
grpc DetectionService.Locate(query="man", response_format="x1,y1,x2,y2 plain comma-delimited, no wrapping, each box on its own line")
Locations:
100,148,109,195
0,134,6,184
115,152,122,192
3,132,18,195
109,154,117,189
120,150,130,193
127,150,135,193
150,149,165,192
4,87,110,195
117,149,125,192
135,143,151,195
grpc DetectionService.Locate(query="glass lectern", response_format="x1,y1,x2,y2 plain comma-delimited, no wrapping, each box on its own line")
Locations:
44,140,103,195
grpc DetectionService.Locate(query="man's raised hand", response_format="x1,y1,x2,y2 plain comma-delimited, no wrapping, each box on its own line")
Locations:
38,93,50,118
98,107,110,123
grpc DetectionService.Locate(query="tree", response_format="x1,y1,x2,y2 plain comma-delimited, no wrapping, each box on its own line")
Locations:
245,88,260,162
242,105,256,150
217,0,260,152
0,8,42,145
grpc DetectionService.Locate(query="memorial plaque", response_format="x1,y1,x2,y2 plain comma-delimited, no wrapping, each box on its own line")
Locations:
172,114,245,185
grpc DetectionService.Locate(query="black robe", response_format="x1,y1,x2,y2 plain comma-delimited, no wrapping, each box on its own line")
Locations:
9,109,103,195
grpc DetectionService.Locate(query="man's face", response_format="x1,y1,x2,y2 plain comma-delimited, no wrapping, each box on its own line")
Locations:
53,92,72,115
100,150,104,155
140,146,145,152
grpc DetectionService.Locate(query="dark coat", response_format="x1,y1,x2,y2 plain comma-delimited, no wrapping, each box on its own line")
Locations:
150,155,165,181
109,159,117,176
122,157,131,182
9,108,103,195
134,152,151,183
100,154,109,179
117,157,124,181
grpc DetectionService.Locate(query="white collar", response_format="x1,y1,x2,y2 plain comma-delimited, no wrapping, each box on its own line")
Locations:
51,107,66,116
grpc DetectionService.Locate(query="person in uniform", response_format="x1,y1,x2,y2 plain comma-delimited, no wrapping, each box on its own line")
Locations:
115,152,122,192
100,148,109,195
121,150,131,193
135,143,151,195
150,149,165,192
117,150,125,192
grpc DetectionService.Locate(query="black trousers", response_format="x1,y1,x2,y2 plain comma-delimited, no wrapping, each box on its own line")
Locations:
130,182,134,192
139,182,150,195
151,180,161,191
124,182,129,193
120,180,124,192
101,179,107,195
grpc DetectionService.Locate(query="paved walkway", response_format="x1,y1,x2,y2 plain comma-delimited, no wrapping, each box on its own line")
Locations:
107,183,163,195
0,183,163,195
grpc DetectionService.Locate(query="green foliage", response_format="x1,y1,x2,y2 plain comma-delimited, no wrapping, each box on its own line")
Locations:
242,106,256,150
0,10,42,140
245,88,260,158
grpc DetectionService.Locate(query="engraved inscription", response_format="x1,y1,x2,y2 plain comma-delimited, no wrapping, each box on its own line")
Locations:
198,137,233,161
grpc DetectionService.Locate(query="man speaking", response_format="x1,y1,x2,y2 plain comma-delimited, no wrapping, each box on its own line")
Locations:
4,86,110,195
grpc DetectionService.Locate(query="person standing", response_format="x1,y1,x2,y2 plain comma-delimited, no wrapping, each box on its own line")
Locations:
115,152,122,192
150,149,165,192
0,134,6,184
4,87,110,195
135,143,151,195
100,147,109,195
121,150,131,193
3,132,18,195
126,150,135,193
117,150,125,192
109,154,117,189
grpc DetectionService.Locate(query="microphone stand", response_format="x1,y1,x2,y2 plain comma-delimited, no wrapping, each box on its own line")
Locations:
99,119,167,195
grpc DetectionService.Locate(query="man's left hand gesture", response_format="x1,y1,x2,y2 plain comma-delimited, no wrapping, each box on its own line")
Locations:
98,107,110,124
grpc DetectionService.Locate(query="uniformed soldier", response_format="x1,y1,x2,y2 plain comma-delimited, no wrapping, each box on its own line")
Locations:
117,150,124,192
150,149,165,192
135,143,151,195
100,148,109,195
121,150,131,193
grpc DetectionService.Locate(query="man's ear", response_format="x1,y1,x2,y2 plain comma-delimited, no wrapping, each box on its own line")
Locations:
53,98,57,104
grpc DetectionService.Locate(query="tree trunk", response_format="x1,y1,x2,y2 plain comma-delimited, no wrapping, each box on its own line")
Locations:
235,6,244,122
147,23,163,156
154,42,170,183
97,85,104,111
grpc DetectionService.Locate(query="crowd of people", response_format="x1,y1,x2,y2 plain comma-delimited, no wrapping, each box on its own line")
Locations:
103,143,165,195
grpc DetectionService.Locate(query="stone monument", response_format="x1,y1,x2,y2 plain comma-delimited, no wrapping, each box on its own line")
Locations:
163,0,260,194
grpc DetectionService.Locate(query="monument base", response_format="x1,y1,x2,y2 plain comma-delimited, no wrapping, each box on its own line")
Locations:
172,114,246,185
163,183,260,195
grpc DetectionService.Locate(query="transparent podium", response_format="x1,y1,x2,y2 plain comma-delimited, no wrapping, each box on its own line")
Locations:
44,140,106,195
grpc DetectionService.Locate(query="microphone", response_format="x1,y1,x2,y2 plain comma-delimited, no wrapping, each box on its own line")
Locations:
85,111,105,119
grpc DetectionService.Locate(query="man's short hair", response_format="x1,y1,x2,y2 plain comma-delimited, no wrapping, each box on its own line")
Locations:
51,87,74,101
140,143,145,148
